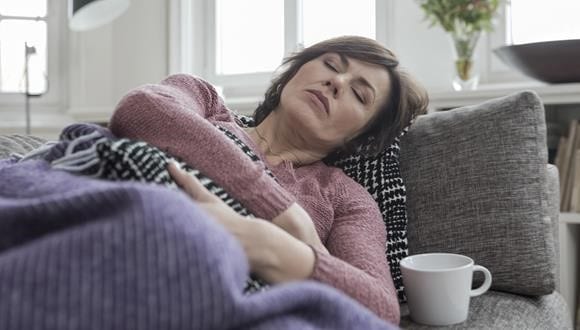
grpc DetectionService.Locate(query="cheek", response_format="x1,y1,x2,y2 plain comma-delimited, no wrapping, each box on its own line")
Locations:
279,86,299,110
335,106,370,132
321,108,369,144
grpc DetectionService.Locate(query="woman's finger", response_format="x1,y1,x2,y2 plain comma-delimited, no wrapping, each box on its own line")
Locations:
167,162,218,203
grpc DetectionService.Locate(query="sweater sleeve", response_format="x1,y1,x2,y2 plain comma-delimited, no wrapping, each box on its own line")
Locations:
309,175,400,325
109,74,295,220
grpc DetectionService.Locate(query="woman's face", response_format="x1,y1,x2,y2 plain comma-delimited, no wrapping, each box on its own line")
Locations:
278,52,391,150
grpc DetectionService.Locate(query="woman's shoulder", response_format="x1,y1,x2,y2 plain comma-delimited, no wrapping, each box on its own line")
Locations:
306,163,382,226
307,162,374,202
160,74,233,122
161,73,216,94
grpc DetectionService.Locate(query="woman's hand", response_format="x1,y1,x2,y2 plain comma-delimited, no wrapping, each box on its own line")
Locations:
272,204,328,254
167,162,317,283
168,162,327,253
167,161,243,225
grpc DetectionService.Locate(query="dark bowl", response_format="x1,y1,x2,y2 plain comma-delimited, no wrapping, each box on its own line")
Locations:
493,39,580,83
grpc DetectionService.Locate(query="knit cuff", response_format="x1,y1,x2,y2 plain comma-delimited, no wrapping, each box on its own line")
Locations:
239,175,296,220
308,245,335,282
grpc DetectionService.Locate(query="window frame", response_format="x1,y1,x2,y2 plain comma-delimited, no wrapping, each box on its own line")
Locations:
479,2,533,85
0,0,66,113
174,1,560,105
204,0,278,99
170,0,392,110
480,1,580,85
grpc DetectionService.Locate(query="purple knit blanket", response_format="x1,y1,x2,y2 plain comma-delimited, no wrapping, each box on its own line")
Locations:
0,159,396,330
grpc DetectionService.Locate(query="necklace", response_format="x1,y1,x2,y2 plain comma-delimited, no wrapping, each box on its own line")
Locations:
253,127,303,166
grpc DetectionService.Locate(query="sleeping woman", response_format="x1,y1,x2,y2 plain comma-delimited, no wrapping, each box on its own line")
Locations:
110,35,428,325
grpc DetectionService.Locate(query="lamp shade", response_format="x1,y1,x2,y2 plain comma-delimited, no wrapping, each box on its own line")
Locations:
69,0,130,31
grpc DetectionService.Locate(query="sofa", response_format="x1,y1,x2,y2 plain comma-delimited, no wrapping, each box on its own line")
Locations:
398,91,571,329
0,91,572,329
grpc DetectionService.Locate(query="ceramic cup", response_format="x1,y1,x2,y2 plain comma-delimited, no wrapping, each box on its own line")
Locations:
400,253,492,326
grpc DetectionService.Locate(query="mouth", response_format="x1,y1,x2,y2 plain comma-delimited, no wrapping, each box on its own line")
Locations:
306,89,329,115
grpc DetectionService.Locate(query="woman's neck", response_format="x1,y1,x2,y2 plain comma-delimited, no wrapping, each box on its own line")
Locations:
246,113,324,167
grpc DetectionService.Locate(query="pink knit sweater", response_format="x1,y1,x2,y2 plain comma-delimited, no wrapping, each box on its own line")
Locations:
109,74,399,324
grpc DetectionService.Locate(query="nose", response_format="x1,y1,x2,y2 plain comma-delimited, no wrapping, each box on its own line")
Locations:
324,74,347,99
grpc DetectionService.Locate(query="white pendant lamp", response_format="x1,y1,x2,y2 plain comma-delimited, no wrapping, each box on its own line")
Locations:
69,0,130,31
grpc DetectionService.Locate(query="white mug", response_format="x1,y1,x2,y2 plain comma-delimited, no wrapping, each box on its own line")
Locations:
400,253,492,326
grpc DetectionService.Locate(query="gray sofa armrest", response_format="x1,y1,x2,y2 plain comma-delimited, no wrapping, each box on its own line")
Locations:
0,134,47,160
400,91,556,296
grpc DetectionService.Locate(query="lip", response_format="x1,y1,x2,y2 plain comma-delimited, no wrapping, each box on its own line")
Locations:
306,89,329,115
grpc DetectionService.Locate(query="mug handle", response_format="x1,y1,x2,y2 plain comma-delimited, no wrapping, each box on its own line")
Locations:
470,265,492,297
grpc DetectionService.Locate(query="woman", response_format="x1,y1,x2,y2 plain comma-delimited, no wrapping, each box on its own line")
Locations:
110,36,428,324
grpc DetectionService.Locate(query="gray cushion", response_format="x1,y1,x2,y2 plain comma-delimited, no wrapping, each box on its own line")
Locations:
400,290,572,329
400,91,555,296
0,134,47,160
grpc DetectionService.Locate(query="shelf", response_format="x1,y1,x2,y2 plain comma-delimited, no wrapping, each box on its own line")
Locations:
561,212,580,224
428,82,580,109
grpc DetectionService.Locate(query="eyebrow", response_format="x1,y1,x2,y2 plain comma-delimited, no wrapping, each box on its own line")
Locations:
337,54,377,105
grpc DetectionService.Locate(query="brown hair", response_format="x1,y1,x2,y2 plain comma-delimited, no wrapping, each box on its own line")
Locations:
253,35,429,159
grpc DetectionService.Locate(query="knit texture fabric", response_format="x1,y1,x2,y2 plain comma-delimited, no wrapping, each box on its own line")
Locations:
109,73,400,323
42,123,270,293
0,159,397,330
328,129,410,302
237,113,411,302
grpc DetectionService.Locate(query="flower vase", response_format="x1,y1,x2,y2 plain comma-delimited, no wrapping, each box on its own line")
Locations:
450,30,481,91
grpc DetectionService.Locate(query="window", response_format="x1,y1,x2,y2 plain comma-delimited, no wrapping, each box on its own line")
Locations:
183,0,385,103
0,0,47,94
213,0,376,77
215,0,284,75
0,0,64,110
301,0,375,47
485,0,580,84
507,0,580,44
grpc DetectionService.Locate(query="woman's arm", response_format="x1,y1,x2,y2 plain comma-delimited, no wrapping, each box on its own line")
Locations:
308,176,400,324
169,163,398,324
110,74,295,220
167,162,317,282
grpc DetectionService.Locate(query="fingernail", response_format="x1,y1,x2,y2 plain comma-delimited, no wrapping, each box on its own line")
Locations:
168,160,179,170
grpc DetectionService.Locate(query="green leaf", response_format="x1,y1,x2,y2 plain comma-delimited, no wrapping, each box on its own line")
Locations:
416,0,501,33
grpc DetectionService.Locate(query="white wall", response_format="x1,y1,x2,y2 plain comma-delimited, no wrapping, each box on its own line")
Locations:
389,0,454,90
3,0,514,138
67,0,168,123
386,0,498,93
66,0,459,122
0,0,169,139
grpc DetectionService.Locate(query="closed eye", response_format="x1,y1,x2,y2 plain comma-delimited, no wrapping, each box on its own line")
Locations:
324,61,338,72
352,88,364,104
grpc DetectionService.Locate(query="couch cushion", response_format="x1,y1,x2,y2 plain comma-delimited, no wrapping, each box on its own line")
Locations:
400,91,555,296
0,134,47,160
400,290,571,329
328,129,410,303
